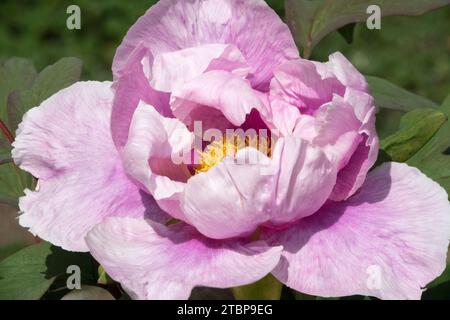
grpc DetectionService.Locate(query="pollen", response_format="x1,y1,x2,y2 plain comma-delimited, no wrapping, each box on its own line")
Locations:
195,133,271,174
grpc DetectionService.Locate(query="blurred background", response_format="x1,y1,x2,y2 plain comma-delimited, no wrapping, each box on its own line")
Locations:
0,1,449,262
0,0,449,103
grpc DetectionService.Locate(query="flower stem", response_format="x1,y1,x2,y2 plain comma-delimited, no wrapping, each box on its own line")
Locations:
0,118,14,144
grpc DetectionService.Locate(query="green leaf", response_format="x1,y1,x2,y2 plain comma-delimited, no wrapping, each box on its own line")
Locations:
380,108,447,162
337,23,357,44
367,76,439,112
231,274,283,300
0,136,12,164
375,108,404,140
0,162,32,207
0,57,82,207
7,57,83,131
97,265,114,285
44,245,98,285
0,242,55,300
285,0,450,58
408,95,450,198
0,58,36,167
0,58,37,121
0,242,98,300
368,76,441,143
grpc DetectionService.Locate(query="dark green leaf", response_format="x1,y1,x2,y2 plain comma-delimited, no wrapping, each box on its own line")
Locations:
380,108,447,162
370,77,442,162
0,58,37,121
0,137,12,164
0,241,98,300
408,95,450,198
44,245,98,285
375,109,404,140
367,76,439,112
337,23,357,43
285,0,450,58
0,58,35,168
231,274,283,300
0,58,83,206
0,163,31,207
0,242,55,300
7,57,83,131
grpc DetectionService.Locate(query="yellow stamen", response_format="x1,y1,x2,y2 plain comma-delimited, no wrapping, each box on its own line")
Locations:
195,134,271,174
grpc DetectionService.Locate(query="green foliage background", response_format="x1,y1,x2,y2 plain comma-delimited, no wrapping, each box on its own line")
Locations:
0,0,449,103
0,0,449,300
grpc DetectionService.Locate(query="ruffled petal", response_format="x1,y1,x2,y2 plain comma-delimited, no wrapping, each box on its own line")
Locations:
263,162,450,300
268,136,337,225
12,82,169,251
111,44,171,148
313,94,365,169
270,59,342,114
151,43,249,93
181,137,336,238
122,101,194,220
181,148,275,239
86,217,282,300
328,89,379,200
171,70,269,127
326,52,368,92
112,0,299,90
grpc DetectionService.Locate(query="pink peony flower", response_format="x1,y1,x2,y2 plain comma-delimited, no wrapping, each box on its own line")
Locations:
12,0,450,300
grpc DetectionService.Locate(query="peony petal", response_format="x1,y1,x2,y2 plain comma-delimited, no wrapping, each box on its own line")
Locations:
111,43,171,149
268,136,337,225
266,98,302,137
329,89,379,200
112,0,299,91
122,101,194,220
151,43,249,93
181,148,275,239
326,52,368,91
86,217,283,300
181,137,336,238
171,70,268,127
313,94,364,170
12,82,169,251
270,59,341,114
263,162,450,300
291,89,379,201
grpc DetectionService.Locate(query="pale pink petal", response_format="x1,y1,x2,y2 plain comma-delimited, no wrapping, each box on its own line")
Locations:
12,82,169,251
263,162,450,300
181,137,336,238
266,98,302,136
270,59,342,114
122,101,194,220
267,137,337,225
181,148,275,239
86,217,283,300
290,89,379,201
327,52,369,91
151,44,249,93
313,94,364,170
111,44,171,149
171,70,269,127
329,89,379,200
112,0,299,90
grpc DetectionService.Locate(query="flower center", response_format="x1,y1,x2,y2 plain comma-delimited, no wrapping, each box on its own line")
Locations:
195,133,271,174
